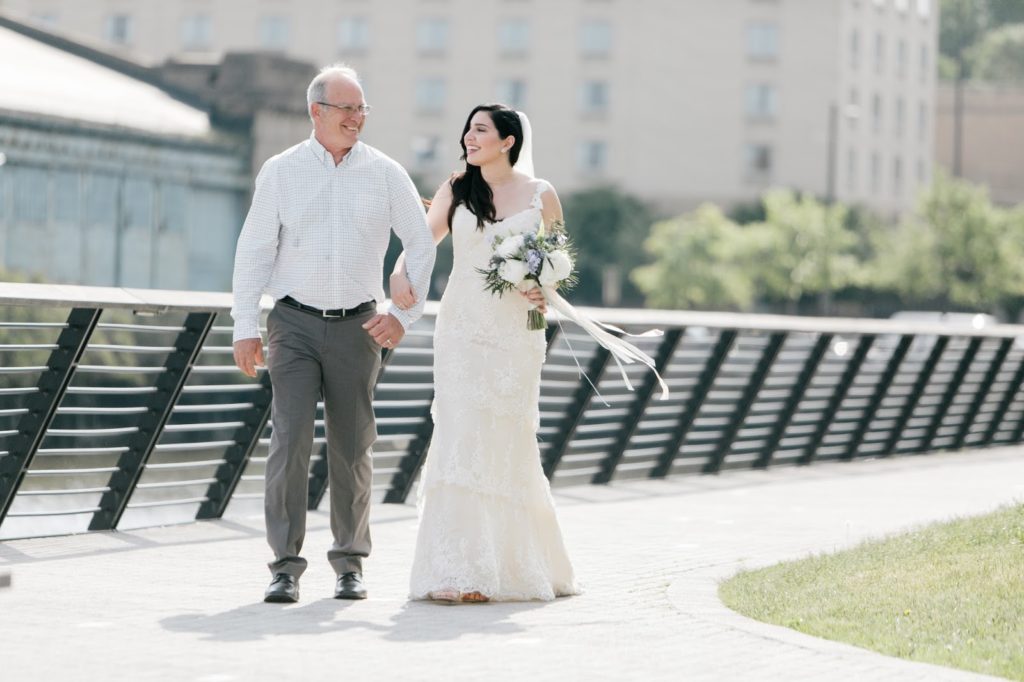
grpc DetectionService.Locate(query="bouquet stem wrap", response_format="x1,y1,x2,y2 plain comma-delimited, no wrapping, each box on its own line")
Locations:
543,289,670,401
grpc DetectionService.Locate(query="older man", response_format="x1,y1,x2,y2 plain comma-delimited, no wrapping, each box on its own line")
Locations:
231,64,435,603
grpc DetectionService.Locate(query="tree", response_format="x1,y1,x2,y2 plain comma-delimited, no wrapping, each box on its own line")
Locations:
744,190,865,314
871,173,1024,315
560,186,654,306
631,205,756,310
971,24,1024,82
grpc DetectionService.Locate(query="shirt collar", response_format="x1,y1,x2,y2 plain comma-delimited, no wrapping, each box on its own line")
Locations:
308,132,362,168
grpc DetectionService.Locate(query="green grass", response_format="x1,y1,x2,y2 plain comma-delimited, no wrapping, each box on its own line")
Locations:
719,504,1024,680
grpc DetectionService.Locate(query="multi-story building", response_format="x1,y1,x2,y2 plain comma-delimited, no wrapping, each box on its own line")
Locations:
0,0,939,215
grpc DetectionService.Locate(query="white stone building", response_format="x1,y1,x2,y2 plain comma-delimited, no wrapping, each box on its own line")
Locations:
0,0,939,214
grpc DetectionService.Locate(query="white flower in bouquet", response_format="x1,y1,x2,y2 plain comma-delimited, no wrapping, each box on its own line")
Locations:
495,234,526,259
537,259,560,287
548,250,573,281
498,259,530,284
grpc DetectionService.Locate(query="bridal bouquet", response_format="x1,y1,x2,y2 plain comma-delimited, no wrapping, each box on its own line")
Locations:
478,218,577,330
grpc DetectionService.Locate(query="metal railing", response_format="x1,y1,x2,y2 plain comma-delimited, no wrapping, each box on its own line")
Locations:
2,281,1023,539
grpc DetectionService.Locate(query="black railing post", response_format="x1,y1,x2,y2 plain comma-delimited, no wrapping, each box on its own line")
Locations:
704,333,786,473
842,335,913,460
197,369,273,519
0,308,100,524
593,329,682,484
882,336,949,456
651,329,737,478
756,333,832,468
89,312,215,531
952,338,1013,450
593,329,679,483
542,345,613,479
799,334,875,465
921,337,982,453
982,350,1024,446
382,408,434,504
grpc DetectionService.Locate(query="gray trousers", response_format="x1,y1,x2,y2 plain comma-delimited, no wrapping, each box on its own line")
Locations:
264,302,380,578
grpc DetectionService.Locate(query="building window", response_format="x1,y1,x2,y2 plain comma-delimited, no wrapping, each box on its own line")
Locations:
180,14,211,50
579,80,609,115
746,23,779,60
580,20,612,57
895,97,905,137
894,0,910,13
849,29,860,68
874,32,885,73
916,0,931,19
416,77,446,113
260,16,289,50
870,152,882,193
53,171,80,224
917,158,928,183
13,167,48,225
872,93,882,133
417,17,450,54
893,157,903,195
917,100,927,141
745,143,773,179
846,149,858,192
498,19,530,55
897,39,907,76
745,83,777,120
105,13,133,46
578,140,607,173
848,88,860,129
338,17,370,52
920,45,929,83
411,135,441,169
496,79,527,109
873,0,887,10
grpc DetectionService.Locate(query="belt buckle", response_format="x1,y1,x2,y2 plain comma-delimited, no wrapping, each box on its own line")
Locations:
321,308,343,319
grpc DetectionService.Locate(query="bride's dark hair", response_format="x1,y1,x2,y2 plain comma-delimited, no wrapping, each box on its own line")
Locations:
448,104,523,230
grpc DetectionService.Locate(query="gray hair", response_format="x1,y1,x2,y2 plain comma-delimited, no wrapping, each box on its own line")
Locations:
306,63,361,119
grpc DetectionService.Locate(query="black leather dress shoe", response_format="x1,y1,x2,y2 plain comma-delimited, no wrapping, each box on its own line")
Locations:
334,572,367,600
264,573,299,603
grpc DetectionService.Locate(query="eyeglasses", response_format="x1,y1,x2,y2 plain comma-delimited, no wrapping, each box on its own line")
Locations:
316,101,372,116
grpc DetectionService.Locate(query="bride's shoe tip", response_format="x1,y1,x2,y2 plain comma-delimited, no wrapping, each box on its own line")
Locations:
428,589,460,603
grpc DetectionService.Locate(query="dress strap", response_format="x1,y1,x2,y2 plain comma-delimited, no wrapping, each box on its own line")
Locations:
530,179,550,210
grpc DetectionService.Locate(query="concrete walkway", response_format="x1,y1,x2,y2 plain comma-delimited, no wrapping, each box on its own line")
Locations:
2,447,1021,682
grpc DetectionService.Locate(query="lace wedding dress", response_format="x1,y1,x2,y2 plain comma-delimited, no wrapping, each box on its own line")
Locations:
409,181,579,601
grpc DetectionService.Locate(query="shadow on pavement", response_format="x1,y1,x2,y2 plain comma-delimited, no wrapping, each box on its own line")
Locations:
159,597,555,642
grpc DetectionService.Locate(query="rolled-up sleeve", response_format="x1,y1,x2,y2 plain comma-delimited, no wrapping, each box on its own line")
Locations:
384,162,436,329
231,161,280,342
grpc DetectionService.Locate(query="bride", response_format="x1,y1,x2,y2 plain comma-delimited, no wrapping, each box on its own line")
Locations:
390,104,579,603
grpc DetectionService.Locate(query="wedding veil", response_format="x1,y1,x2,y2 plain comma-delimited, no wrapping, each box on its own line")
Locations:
513,110,535,179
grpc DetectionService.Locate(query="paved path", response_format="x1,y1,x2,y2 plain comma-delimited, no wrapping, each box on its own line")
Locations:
2,447,1021,682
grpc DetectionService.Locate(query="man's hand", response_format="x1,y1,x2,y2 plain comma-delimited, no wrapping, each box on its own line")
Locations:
362,313,406,349
233,337,265,378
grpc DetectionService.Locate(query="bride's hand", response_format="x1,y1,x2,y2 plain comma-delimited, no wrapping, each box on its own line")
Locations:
389,270,417,310
520,287,547,314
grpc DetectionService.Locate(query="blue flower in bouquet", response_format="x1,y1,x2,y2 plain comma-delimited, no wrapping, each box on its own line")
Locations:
526,249,544,275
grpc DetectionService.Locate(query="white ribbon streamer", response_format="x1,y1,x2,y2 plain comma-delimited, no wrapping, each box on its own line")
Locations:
543,289,670,401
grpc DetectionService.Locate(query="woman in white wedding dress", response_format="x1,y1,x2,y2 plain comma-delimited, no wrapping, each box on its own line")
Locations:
390,104,578,603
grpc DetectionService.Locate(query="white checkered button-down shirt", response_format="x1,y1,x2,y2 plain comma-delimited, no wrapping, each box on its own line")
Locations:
231,133,435,342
